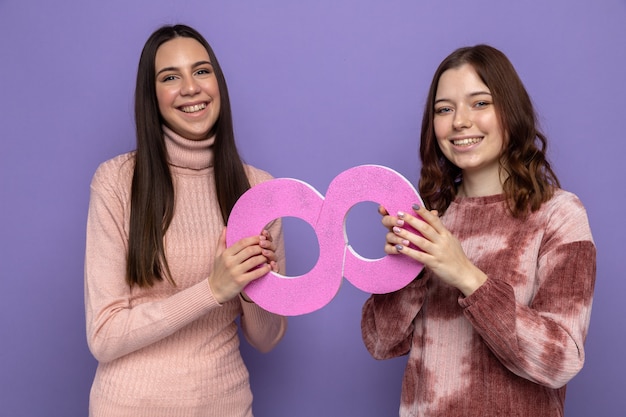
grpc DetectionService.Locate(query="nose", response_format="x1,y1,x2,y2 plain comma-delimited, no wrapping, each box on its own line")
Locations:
181,76,200,96
453,107,472,130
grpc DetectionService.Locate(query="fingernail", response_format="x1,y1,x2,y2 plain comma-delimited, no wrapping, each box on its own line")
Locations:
396,219,405,226
397,211,405,219
412,204,420,211
393,226,402,234
402,239,410,246
395,244,404,251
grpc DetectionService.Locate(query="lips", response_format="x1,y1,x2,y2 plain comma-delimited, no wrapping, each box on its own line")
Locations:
179,102,207,113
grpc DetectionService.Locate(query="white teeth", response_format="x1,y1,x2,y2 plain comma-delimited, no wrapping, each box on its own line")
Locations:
180,103,207,113
453,137,481,146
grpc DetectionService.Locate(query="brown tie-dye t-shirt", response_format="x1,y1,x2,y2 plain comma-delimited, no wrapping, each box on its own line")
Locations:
362,190,596,417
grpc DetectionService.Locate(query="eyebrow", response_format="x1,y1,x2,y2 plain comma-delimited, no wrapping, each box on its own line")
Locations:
434,91,492,104
156,60,213,77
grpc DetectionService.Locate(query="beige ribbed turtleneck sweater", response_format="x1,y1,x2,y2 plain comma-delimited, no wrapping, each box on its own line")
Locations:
85,126,286,417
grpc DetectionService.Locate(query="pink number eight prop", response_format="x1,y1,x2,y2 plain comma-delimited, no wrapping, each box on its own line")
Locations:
226,165,424,316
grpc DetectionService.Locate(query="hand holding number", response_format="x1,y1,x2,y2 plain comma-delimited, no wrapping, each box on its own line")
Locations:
208,228,275,304
385,204,487,296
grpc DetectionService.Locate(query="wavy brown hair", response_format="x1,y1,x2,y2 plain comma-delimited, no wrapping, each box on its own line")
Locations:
418,44,560,217
127,24,250,287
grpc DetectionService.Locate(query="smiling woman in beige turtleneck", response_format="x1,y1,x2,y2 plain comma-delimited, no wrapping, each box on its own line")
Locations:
85,24,286,417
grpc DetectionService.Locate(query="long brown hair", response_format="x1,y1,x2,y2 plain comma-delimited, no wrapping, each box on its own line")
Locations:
418,44,560,217
127,24,250,287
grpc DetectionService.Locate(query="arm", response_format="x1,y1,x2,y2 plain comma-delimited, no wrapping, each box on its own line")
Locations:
461,238,596,388
240,300,287,353
361,272,429,360
460,195,596,388
84,164,220,363
361,206,429,359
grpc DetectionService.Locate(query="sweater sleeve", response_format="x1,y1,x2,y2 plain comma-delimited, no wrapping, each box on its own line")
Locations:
240,301,287,353
459,195,596,388
361,272,429,359
84,160,221,363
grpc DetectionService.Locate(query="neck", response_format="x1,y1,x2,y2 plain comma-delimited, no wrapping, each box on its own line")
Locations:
458,169,506,198
163,126,215,170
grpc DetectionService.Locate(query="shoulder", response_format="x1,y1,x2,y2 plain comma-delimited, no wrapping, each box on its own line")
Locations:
542,189,589,220
90,152,135,194
538,188,593,243
243,164,275,187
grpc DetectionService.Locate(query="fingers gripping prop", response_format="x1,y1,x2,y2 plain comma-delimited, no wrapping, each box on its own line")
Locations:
226,165,424,316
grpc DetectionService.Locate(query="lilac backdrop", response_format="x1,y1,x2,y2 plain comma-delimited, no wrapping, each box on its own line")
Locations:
1,0,624,416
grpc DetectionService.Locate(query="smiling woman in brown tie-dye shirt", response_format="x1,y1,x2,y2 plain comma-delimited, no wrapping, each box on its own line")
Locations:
361,45,596,417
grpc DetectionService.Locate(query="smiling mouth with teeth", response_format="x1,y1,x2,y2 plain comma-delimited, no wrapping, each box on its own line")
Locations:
453,137,482,146
180,103,207,113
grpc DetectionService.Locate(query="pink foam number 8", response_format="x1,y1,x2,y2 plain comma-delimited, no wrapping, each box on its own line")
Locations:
226,165,424,316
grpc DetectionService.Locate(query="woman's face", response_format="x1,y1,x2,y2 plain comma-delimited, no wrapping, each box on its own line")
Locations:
433,64,505,181
154,37,221,140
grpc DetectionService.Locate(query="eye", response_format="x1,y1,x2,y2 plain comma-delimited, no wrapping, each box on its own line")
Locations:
473,100,491,108
435,106,453,114
195,68,213,76
161,74,178,82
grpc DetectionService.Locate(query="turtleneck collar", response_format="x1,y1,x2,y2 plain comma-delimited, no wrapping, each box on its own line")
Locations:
163,125,215,170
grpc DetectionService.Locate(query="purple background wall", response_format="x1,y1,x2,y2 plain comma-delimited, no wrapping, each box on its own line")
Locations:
1,1,624,415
